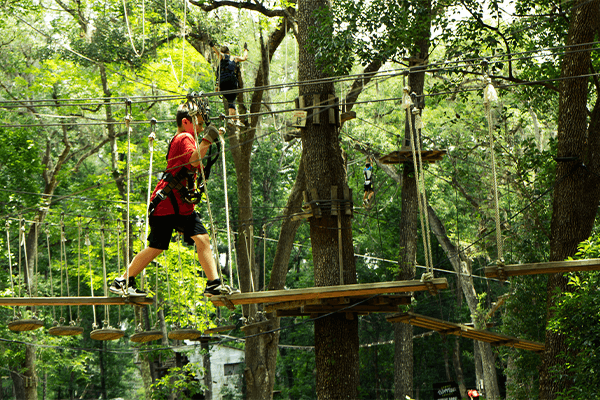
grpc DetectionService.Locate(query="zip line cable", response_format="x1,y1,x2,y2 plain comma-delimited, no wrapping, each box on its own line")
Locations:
3,69,600,130
2,40,599,111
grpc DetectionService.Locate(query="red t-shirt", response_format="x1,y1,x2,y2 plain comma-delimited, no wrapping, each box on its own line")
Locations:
150,132,198,216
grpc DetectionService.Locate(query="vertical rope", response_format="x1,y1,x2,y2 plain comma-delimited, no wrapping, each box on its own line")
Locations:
262,224,267,291
125,101,132,286
180,0,187,84
46,225,55,322
59,214,65,322
116,219,122,323
6,221,16,318
413,109,434,275
404,93,431,273
483,76,502,261
100,226,110,328
176,235,183,328
145,119,156,247
191,109,223,281
86,232,98,329
77,216,82,323
220,133,233,285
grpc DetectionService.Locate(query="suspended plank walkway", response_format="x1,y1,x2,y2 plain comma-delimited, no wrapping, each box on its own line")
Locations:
0,296,153,307
270,294,411,317
484,258,600,279
387,312,544,353
210,279,448,309
380,149,447,164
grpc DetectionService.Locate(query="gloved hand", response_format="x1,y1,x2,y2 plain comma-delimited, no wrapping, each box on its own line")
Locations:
209,39,216,47
243,42,248,50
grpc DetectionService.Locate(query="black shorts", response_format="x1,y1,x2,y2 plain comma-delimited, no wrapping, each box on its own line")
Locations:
147,212,208,250
220,79,238,109
364,183,373,192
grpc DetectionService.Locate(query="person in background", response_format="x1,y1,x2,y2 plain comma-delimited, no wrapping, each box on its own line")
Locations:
212,42,248,127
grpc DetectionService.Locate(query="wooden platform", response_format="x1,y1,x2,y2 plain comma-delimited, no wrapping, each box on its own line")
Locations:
484,259,600,279
387,312,544,353
0,296,154,307
210,279,447,309
380,149,447,164
269,294,411,317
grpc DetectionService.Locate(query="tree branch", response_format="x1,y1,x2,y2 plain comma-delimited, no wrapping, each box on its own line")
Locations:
189,0,294,18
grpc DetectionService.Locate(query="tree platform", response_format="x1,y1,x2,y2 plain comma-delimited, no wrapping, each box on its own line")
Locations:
387,312,544,353
0,296,153,307
380,149,447,164
484,258,600,279
210,279,447,310
268,294,411,317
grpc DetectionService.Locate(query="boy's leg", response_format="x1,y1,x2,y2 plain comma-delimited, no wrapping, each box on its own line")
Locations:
110,246,162,297
123,247,163,278
192,233,219,281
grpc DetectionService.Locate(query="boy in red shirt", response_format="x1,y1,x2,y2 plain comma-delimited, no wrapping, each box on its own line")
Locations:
110,100,234,297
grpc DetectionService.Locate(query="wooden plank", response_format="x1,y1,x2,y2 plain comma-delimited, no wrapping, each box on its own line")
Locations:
380,150,447,165
0,296,153,307
210,278,448,307
484,258,600,278
388,312,544,352
341,111,356,123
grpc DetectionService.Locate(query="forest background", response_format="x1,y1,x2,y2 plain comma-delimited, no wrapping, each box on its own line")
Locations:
0,0,599,399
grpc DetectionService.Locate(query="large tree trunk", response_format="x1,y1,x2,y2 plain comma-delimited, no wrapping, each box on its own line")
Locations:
223,18,289,400
540,1,600,398
394,1,431,395
298,1,359,398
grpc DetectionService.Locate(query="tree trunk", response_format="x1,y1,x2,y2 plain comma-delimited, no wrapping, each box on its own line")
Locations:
394,1,431,397
540,1,600,398
452,336,467,399
298,1,359,398
11,343,37,400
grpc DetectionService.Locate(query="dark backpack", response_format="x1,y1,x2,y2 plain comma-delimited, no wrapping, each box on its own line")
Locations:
218,55,237,84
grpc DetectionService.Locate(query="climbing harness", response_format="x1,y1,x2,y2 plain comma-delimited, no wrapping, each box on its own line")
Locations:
147,96,220,216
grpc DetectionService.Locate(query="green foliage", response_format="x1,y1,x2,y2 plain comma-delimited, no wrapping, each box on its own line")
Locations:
150,362,205,400
546,234,600,399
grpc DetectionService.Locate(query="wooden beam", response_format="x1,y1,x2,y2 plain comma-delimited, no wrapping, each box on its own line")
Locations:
0,296,153,307
210,278,448,307
484,258,600,278
387,312,544,353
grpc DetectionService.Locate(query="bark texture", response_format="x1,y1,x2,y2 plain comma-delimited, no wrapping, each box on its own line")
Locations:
298,1,359,398
394,1,431,395
540,1,600,398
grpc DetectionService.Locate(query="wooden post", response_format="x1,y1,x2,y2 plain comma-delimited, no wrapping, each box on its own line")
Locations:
313,94,321,125
328,94,336,125
310,188,322,218
332,186,344,285
344,186,352,216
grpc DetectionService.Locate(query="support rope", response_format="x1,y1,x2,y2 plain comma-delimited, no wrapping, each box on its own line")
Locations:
46,225,56,322
403,89,433,277
190,110,223,282
125,101,133,288
122,0,145,57
483,75,502,262
86,232,98,329
6,221,16,318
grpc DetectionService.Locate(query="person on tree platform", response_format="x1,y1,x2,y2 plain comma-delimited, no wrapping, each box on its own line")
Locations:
110,100,237,298
363,159,375,208
211,42,248,127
